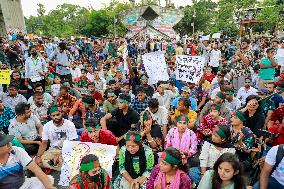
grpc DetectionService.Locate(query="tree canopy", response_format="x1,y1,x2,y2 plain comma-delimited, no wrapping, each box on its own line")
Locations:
25,0,283,37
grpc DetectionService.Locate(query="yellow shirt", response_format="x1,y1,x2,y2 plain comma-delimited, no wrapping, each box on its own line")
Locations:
174,109,197,122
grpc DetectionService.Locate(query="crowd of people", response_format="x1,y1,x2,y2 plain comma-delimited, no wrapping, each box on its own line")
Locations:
0,33,283,189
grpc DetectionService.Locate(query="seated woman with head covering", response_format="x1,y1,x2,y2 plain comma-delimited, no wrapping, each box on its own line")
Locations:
146,147,192,189
113,131,154,189
69,154,111,189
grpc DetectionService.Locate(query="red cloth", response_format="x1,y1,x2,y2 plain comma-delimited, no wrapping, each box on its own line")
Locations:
270,106,284,123
204,74,215,83
80,129,118,146
268,125,284,146
93,91,104,101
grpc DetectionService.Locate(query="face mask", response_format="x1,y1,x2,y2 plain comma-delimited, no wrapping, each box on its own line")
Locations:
89,174,100,183
31,51,37,56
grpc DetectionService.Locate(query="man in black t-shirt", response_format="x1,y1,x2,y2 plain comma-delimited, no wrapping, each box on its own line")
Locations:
100,94,139,146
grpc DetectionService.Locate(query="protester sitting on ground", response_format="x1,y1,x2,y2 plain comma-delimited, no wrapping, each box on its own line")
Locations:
130,86,149,115
196,104,228,142
236,78,258,106
230,111,256,171
139,110,163,162
35,105,78,171
267,117,284,146
100,94,139,146
103,90,118,113
9,102,43,155
257,88,275,127
153,80,178,109
239,95,265,136
80,118,118,146
199,91,231,121
198,153,247,189
265,82,284,108
169,97,197,129
189,124,235,185
0,82,27,110
113,131,154,189
56,85,77,117
224,87,241,112
0,133,56,189
165,114,198,164
30,92,50,124
0,99,15,134
253,144,284,189
69,154,111,189
28,83,53,105
146,147,192,189
171,86,198,111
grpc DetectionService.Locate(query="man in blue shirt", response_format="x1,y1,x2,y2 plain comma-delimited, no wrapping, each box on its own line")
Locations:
171,86,197,111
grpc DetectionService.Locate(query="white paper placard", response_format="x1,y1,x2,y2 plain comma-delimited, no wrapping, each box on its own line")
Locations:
142,51,169,85
176,55,205,84
59,141,117,186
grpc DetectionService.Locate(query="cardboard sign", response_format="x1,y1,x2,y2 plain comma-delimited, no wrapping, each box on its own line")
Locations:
59,141,117,186
0,69,11,84
176,56,205,84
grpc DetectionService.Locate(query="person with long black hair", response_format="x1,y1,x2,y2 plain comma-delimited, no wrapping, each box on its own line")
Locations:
198,153,246,189
69,154,111,189
146,147,192,189
113,131,154,189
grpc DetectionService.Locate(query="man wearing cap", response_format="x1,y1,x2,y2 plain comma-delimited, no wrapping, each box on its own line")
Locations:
231,111,256,170
236,77,258,105
100,94,139,146
35,105,78,171
80,118,118,146
199,91,231,121
224,87,241,112
0,133,56,189
257,88,276,127
0,83,27,110
171,86,197,111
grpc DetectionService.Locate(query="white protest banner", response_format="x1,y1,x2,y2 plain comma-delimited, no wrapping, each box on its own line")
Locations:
176,55,205,84
59,141,117,186
200,35,210,41
212,33,221,39
142,51,169,85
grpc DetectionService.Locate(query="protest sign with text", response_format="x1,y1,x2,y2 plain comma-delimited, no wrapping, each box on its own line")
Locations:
0,69,10,84
59,141,117,186
176,56,205,84
142,51,169,85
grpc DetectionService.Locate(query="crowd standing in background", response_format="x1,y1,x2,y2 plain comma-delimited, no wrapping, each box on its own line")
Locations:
0,33,283,189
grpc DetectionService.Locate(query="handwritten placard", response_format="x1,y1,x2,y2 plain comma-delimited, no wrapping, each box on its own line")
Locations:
212,33,221,39
0,69,11,84
142,51,169,85
59,141,117,186
176,56,205,84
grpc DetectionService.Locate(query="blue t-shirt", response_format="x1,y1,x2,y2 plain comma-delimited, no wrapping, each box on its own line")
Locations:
259,58,275,80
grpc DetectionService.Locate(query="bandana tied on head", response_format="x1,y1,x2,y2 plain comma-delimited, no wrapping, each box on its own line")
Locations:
213,126,227,139
119,99,129,105
160,151,180,165
49,105,61,114
125,132,141,142
216,92,226,100
176,114,189,123
80,160,100,172
233,111,246,122
210,104,221,111
86,124,101,132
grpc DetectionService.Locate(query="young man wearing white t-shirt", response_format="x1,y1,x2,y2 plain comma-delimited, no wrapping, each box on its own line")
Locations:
208,43,221,75
254,145,284,189
35,105,78,171
0,133,55,189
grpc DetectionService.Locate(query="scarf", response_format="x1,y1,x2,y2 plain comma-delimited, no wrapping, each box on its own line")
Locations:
166,128,192,154
207,138,234,148
154,169,184,189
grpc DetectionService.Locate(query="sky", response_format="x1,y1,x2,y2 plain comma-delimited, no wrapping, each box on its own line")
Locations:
21,0,192,18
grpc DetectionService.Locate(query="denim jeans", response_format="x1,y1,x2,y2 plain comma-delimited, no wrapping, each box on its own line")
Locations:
253,176,284,189
188,167,201,184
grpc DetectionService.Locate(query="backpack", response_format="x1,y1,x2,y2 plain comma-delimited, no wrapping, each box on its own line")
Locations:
271,144,284,174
